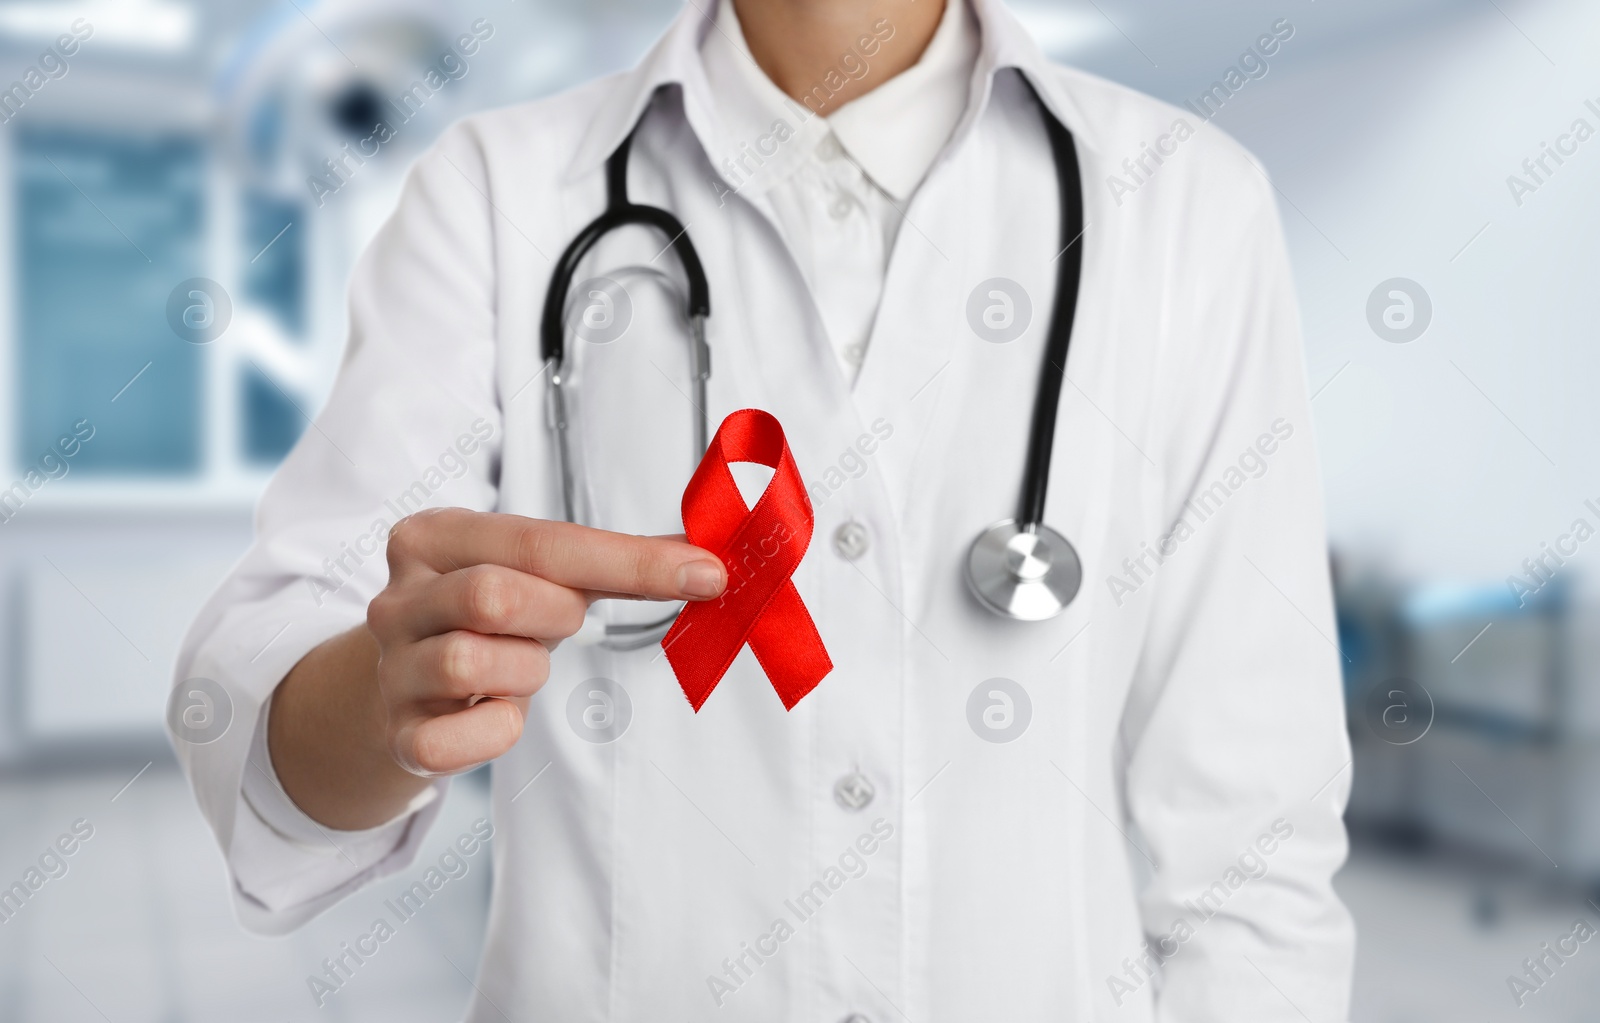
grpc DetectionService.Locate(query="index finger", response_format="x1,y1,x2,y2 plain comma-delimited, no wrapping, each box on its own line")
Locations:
389,509,726,601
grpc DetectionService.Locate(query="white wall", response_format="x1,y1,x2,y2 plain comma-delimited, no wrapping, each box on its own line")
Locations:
1038,0,1600,585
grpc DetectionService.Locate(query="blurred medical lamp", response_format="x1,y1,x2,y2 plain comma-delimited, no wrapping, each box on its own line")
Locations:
215,0,474,203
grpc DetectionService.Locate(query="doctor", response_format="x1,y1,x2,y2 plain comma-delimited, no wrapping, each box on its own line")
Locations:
175,0,1356,1019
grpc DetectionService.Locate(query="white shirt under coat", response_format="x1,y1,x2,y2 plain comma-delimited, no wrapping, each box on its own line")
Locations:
173,0,1357,1019
702,0,979,380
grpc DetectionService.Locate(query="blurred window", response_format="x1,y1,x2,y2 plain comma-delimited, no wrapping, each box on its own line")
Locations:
15,127,204,476
240,188,303,337
240,188,307,464
12,131,317,480
240,362,304,465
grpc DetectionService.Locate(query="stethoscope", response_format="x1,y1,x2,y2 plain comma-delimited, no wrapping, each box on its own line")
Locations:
541,84,1085,650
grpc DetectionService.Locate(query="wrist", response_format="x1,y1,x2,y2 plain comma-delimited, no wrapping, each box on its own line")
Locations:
269,625,431,829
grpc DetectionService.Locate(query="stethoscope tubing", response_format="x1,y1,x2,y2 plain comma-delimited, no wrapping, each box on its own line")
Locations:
540,133,710,370
1015,80,1085,529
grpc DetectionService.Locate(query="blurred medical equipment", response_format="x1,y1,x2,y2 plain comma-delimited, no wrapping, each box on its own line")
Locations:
1338,560,1600,886
216,0,464,200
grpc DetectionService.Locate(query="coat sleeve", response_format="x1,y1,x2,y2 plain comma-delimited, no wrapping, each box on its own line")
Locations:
1120,163,1356,1022
169,120,503,935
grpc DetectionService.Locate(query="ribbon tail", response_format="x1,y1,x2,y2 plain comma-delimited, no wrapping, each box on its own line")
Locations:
746,582,833,710
663,608,746,712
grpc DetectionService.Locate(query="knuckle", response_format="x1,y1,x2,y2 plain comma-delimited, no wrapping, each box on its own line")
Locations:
366,589,413,641
429,506,473,538
386,515,428,568
463,567,516,631
365,591,396,635
435,631,482,691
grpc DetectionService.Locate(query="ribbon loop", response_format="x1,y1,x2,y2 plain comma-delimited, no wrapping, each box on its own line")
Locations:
663,409,833,710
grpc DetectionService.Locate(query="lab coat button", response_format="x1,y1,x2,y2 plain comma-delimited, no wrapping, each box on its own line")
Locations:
829,195,853,219
833,520,870,561
833,772,875,811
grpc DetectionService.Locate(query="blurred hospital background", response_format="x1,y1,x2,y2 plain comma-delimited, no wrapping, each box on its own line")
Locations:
0,0,1596,1019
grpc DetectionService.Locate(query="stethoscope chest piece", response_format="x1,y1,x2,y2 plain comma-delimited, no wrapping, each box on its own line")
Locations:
966,519,1081,621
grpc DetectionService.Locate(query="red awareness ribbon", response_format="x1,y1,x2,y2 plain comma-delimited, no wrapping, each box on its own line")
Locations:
663,409,833,711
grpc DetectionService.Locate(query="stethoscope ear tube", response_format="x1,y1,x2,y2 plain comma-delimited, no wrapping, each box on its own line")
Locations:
538,130,711,371
541,126,714,649
1014,82,1086,530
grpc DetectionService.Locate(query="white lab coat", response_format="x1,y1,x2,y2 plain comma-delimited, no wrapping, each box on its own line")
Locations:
173,1,1356,1019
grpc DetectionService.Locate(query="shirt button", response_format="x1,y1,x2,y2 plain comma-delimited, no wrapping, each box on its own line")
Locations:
843,342,865,366
833,520,870,561
833,773,875,811
829,195,853,219
840,1016,871,1023
817,135,844,160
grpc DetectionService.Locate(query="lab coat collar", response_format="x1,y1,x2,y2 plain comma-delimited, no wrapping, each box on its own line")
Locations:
564,2,719,185
697,0,830,199
565,0,1104,188
962,0,1105,156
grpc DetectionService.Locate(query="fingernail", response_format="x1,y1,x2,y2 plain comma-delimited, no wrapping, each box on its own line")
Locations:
678,560,725,598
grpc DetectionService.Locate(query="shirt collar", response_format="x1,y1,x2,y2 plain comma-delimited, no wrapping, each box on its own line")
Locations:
565,0,1104,187
697,0,975,201
824,0,978,201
